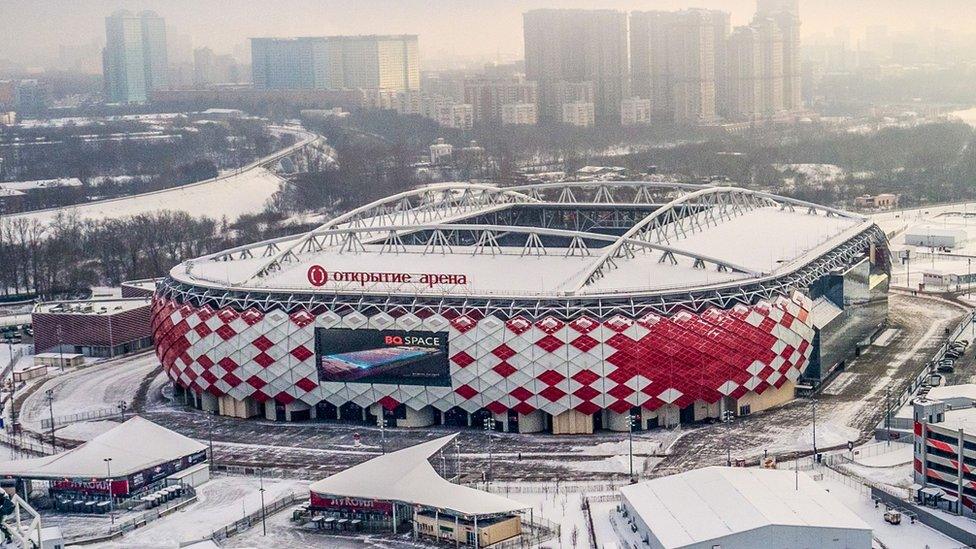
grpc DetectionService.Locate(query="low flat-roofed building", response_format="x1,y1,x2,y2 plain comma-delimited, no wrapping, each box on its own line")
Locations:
33,352,84,369
616,466,872,549
120,278,159,298
32,297,152,357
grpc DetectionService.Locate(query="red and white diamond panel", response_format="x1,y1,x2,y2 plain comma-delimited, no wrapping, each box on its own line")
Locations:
152,292,814,416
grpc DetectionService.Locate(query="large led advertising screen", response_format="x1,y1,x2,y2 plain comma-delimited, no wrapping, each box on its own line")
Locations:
315,328,451,386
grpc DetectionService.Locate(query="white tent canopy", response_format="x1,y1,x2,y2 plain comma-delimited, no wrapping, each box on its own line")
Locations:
309,433,526,517
0,416,206,479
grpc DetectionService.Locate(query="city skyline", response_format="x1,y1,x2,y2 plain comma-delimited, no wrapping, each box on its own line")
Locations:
4,0,976,70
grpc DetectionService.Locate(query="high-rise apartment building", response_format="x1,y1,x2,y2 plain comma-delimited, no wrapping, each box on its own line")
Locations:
250,35,419,92
103,10,168,103
755,17,785,116
727,26,764,120
620,97,652,126
462,78,538,125
523,9,628,123
501,103,538,126
755,0,802,112
630,9,729,124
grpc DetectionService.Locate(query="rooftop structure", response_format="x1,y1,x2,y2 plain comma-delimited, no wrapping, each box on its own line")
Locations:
171,182,874,303
0,417,205,483
309,433,524,517
617,466,872,548
34,297,150,316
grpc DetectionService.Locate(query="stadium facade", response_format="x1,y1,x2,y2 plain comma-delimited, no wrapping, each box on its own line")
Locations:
152,182,890,434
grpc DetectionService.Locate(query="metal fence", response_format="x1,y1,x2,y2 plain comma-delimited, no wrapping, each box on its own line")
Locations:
41,407,119,430
209,491,306,542
0,431,59,457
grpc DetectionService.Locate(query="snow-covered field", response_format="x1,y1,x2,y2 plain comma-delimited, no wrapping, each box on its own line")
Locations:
951,108,976,128
90,476,308,548
2,126,318,230
5,167,284,228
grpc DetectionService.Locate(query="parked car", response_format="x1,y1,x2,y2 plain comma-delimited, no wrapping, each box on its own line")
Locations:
938,364,955,374
884,510,902,525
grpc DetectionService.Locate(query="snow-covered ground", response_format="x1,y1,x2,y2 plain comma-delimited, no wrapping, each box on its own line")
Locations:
89,476,308,548
6,167,284,229
18,352,158,432
2,126,318,230
951,107,976,128
816,475,961,549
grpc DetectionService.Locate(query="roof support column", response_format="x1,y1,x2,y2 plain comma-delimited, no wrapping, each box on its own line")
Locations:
474,515,479,549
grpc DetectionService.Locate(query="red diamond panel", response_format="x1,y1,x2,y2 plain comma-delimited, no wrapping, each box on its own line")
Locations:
536,335,564,352
451,351,475,368
290,346,313,361
491,344,516,360
492,362,517,377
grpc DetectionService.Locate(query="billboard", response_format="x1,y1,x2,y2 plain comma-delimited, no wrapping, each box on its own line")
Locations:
315,328,450,386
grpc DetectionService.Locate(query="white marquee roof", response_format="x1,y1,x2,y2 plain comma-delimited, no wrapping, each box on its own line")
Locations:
0,417,205,480
309,433,526,517
620,466,871,548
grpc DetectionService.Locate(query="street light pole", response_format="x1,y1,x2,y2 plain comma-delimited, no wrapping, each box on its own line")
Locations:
44,389,55,453
103,458,114,525
628,412,636,483
723,409,734,467
483,417,493,489
258,467,267,536
454,436,461,483
377,412,387,455
812,396,818,458
885,386,892,447
208,413,215,472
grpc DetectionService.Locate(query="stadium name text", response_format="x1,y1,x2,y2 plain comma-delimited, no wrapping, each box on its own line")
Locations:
307,265,468,288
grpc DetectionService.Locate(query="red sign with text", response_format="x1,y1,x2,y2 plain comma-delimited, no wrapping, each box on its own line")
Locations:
51,478,130,496
309,492,393,514
307,265,467,288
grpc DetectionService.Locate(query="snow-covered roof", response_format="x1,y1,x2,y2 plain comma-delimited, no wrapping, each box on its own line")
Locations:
309,434,526,517
925,384,976,407
620,466,871,548
0,178,83,192
0,417,205,479
175,206,868,298
810,296,843,329
33,297,150,316
931,407,976,433
166,183,875,300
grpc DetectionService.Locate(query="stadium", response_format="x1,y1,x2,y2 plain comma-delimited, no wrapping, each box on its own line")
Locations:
151,181,890,434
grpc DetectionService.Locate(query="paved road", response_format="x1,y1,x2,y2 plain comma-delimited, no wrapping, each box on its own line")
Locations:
654,291,967,475
19,353,158,432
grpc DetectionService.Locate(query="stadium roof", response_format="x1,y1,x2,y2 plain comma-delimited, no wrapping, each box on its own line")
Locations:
309,433,526,517
0,417,205,479
171,181,875,300
619,466,871,548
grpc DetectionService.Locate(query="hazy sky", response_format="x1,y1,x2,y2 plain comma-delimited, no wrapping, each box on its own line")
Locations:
4,0,976,67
